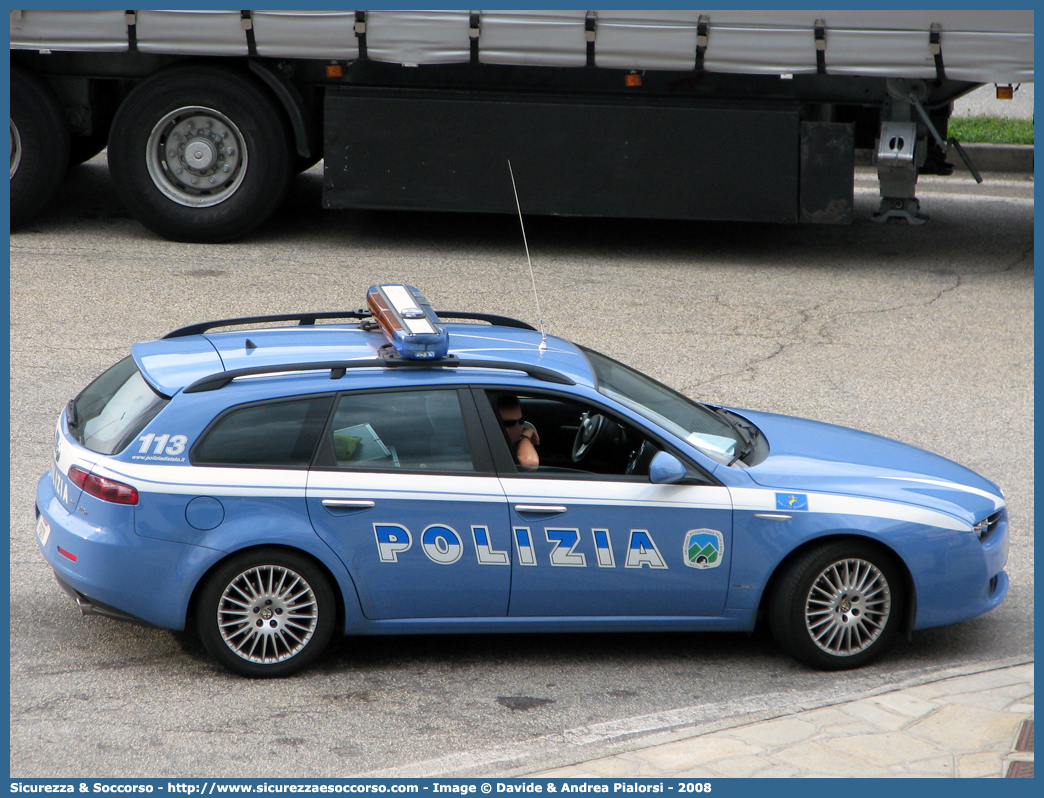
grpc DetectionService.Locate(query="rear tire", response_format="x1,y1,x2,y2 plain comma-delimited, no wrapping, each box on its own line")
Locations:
10,65,71,228
107,65,293,243
768,540,904,670
197,548,336,678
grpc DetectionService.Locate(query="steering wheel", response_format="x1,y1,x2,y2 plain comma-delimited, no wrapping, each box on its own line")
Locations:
572,412,609,462
625,440,651,476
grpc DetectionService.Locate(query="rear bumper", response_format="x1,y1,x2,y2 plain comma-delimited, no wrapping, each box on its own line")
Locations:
36,470,220,631
53,569,155,626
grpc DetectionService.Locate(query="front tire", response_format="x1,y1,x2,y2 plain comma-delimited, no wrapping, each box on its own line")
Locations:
107,65,293,243
769,540,905,670
10,65,71,228
197,548,336,678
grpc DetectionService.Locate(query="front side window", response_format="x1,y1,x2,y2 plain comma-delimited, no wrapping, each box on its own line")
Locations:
486,391,660,478
194,396,333,467
69,356,169,455
325,389,475,472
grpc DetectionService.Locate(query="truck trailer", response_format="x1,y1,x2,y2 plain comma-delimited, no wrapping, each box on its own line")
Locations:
9,9,1034,242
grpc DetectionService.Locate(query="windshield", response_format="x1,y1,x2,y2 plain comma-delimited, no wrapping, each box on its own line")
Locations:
69,356,169,455
581,348,744,464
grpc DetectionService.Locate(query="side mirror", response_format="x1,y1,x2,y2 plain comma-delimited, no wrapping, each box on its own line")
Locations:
649,451,686,484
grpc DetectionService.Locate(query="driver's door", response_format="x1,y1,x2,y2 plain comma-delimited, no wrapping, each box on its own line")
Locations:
477,389,733,618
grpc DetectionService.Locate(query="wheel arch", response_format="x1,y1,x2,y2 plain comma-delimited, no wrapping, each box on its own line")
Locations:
758,532,917,636
248,60,319,161
185,542,349,639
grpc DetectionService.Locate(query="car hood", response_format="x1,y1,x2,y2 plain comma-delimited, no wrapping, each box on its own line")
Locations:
732,408,1004,524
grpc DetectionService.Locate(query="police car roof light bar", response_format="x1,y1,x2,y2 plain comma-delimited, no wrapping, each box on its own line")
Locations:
162,310,535,339
366,284,449,360
183,357,575,393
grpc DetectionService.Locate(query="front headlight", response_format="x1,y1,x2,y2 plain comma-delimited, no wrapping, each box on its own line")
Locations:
973,511,1002,540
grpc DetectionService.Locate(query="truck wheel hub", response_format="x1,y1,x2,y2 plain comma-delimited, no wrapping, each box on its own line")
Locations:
183,138,217,171
149,106,248,206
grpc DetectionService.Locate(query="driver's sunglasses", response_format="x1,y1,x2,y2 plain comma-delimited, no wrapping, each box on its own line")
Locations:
502,417,526,428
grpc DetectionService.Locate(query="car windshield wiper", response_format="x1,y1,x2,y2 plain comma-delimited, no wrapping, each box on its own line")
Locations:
708,406,755,466
727,443,755,467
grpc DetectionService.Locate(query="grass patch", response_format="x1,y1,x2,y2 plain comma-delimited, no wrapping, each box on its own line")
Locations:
948,116,1034,145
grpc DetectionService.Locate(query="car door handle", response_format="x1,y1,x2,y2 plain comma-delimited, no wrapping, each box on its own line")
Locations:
514,504,568,515
321,499,376,510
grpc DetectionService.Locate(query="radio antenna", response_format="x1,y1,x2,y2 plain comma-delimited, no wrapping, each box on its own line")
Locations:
507,160,548,353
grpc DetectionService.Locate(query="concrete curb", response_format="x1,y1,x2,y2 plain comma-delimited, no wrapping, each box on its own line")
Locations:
362,656,1034,779
947,143,1034,173
534,660,1035,778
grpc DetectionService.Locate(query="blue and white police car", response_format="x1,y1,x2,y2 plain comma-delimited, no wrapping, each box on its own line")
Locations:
35,285,1009,677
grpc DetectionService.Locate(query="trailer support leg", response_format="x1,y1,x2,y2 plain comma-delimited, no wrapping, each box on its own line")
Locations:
871,81,929,224
872,195,927,225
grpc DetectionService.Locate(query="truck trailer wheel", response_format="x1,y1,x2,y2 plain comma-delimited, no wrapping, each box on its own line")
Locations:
108,66,293,243
10,65,71,229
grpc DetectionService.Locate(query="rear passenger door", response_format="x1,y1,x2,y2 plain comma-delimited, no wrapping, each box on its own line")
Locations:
306,387,512,620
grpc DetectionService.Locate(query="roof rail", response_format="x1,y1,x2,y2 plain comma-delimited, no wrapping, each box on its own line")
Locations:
439,311,536,331
183,355,574,393
163,310,535,339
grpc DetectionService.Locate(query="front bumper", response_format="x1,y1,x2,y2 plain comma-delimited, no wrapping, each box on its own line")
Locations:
904,507,1010,630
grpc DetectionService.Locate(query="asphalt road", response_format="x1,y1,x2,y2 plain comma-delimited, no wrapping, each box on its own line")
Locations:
9,158,1033,778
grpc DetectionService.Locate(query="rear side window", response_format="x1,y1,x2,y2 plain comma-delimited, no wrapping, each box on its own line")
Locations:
325,389,475,472
194,396,333,468
70,356,169,455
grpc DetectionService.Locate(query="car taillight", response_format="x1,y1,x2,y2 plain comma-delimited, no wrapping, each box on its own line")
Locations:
68,466,139,505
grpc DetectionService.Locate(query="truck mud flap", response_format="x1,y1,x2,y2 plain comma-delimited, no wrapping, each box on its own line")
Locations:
799,121,855,225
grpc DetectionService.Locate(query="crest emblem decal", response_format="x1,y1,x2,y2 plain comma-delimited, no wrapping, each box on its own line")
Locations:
776,493,808,511
684,529,724,569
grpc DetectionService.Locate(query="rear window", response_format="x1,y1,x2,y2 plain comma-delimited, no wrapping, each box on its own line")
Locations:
69,356,169,455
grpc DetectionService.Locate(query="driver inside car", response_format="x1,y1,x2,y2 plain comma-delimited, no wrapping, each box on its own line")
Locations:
495,393,660,477
496,395,540,470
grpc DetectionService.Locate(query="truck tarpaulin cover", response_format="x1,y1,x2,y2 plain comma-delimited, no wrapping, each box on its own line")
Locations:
10,9,1034,83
